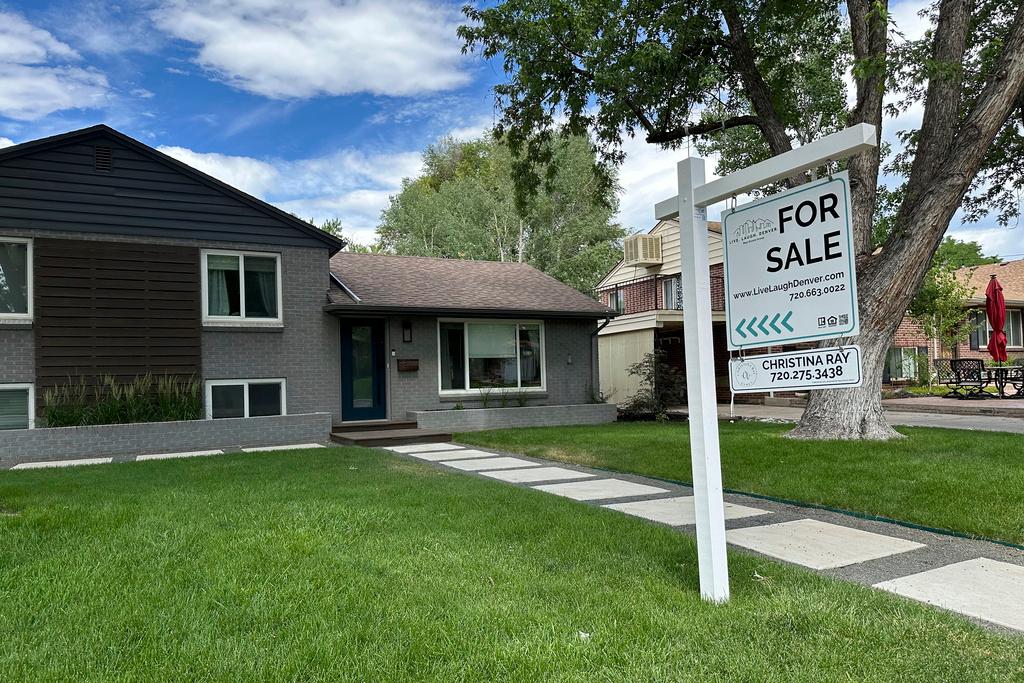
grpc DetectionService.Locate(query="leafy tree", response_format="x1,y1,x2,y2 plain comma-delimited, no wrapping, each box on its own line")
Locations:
315,218,374,253
460,0,1024,440
909,237,1000,362
377,134,625,293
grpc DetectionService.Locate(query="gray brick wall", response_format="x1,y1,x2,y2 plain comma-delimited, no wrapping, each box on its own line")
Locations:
203,246,341,422
0,327,33,383
0,412,332,465
384,316,599,419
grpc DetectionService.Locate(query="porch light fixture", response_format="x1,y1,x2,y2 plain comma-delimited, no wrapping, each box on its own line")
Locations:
402,320,413,343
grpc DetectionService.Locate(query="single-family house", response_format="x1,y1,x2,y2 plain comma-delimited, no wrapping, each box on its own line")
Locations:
0,125,615,463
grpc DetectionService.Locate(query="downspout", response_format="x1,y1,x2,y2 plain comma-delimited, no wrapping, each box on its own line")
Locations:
591,317,612,402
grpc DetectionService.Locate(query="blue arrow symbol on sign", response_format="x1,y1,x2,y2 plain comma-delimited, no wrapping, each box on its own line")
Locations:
747,317,759,337
757,315,770,336
735,319,747,339
781,311,794,332
769,313,782,334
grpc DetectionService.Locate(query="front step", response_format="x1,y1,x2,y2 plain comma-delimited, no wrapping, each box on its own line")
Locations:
330,420,418,434
330,427,452,448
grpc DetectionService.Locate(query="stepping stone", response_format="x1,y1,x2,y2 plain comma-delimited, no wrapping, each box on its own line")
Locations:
726,519,924,570
533,478,669,501
386,443,464,454
137,449,222,461
242,443,324,452
604,496,770,526
13,457,113,469
482,467,595,484
403,448,494,462
440,456,540,471
875,558,1024,631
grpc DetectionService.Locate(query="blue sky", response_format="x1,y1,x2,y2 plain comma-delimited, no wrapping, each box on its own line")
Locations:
0,0,1019,257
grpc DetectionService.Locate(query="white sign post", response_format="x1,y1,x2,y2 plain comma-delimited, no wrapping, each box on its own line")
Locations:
723,172,858,350
655,123,877,603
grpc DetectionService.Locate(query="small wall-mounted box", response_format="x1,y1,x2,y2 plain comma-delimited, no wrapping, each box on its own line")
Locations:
623,234,662,267
397,358,419,372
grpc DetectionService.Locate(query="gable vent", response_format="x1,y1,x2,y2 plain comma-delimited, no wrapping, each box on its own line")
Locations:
94,145,113,172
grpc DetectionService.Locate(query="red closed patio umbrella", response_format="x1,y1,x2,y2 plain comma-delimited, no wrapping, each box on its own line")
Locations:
986,274,1007,363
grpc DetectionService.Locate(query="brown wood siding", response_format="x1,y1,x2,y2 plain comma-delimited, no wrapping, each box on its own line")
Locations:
34,238,201,402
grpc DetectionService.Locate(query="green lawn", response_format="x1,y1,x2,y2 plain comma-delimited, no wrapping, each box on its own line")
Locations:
0,448,1020,680
458,422,1024,545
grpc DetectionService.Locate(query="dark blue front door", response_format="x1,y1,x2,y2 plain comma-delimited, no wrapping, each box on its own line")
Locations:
340,319,387,421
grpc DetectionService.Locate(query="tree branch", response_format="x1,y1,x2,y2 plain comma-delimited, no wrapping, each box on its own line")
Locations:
644,115,762,144
721,4,799,170
847,0,888,256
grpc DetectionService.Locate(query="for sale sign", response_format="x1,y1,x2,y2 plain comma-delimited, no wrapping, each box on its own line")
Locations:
729,346,863,394
723,172,859,350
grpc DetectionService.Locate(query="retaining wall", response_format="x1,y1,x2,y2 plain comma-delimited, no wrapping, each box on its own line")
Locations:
0,413,332,466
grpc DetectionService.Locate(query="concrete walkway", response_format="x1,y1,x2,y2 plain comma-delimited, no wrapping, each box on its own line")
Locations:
385,442,1024,634
709,404,1024,433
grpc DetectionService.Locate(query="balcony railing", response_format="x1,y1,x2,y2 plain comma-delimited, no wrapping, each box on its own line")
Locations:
598,273,725,315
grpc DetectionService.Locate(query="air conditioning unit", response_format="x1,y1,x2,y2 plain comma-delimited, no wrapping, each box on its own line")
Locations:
623,234,662,267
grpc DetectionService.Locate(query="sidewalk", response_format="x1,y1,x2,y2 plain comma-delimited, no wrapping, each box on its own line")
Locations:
706,403,1024,433
384,441,1024,634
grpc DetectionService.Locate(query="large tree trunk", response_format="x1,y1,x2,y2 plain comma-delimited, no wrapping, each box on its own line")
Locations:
791,0,1024,440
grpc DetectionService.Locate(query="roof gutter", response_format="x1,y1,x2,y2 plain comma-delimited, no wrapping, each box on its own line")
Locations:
323,303,616,320
591,316,612,336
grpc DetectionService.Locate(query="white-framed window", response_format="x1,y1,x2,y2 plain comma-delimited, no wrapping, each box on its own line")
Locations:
662,276,681,310
0,383,34,430
971,308,1024,349
610,289,625,313
205,379,286,419
201,250,282,325
0,237,32,321
885,347,925,382
438,320,545,394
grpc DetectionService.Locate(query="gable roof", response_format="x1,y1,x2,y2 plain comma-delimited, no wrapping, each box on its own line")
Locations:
958,258,1024,305
327,252,615,319
0,124,345,254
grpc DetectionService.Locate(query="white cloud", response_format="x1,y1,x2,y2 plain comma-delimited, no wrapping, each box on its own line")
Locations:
157,143,423,244
0,12,109,121
157,146,280,197
0,137,14,148
947,224,1024,260
152,0,471,99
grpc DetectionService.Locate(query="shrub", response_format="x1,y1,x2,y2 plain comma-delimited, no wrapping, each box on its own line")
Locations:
42,374,202,428
619,350,686,420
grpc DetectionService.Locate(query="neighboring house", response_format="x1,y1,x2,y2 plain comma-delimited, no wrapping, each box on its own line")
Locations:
885,259,1024,384
0,125,614,451
595,219,735,403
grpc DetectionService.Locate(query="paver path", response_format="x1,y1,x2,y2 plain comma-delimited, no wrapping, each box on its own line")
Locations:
387,442,1024,634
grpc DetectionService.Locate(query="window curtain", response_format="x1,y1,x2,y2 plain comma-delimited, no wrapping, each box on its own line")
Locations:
519,325,542,386
0,242,28,315
207,255,238,316
244,256,278,318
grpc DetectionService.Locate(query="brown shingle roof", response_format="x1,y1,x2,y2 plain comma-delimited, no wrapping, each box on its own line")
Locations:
958,258,1024,304
327,253,615,318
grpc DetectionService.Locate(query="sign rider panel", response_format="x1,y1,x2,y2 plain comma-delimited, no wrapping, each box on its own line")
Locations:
729,346,863,394
723,171,859,350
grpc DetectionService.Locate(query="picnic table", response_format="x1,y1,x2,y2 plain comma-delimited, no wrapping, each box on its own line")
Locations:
985,365,1023,399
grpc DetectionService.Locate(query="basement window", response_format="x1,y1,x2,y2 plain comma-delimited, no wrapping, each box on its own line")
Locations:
206,379,286,419
0,384,34,430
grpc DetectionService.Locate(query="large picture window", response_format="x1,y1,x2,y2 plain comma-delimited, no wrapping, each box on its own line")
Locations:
202,250,281,324
439,321,545,393
971,308,1024,349
0,237,32,320
0,384,33,430
206,379,286,419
